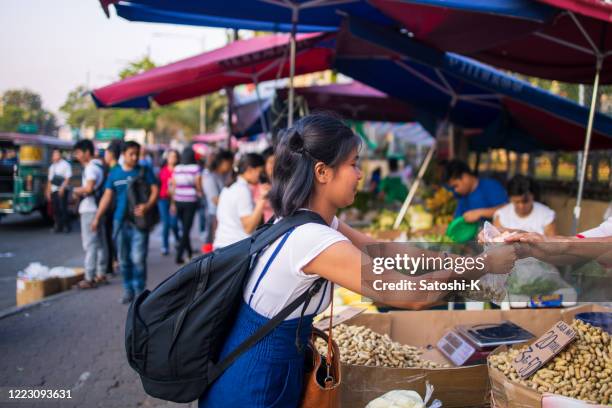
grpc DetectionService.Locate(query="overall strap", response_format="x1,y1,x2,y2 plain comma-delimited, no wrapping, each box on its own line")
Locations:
209,278,325,384
247,227,296,306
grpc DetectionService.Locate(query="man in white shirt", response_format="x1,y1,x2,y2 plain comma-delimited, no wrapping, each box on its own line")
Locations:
73,140,108,288
46,148,72,233
213,153,269,249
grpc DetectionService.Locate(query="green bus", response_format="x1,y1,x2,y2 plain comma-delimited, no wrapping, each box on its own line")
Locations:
0,133,78,221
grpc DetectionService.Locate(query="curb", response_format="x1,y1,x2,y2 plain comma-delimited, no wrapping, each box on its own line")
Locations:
0,289,77,321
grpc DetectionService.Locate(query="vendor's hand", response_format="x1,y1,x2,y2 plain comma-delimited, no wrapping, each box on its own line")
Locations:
462,209,482,223
134,204,147,217
91,217,99,232
482,244,518,275
505,232,570,258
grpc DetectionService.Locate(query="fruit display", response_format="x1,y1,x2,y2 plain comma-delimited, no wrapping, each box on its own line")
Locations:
488,319,612,405
424,187,456,225
315,324,448,369
371,209,409,231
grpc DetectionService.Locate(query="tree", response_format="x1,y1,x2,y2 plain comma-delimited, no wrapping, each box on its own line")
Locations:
0,89,57,134
60,55,228,142
119,55,156,80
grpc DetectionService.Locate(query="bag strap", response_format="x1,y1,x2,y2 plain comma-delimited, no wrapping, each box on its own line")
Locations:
249,210,326,256
208,277,325,383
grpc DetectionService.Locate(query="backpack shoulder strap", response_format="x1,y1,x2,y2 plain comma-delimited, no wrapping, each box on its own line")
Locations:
248,210,327,256
208,277,325,383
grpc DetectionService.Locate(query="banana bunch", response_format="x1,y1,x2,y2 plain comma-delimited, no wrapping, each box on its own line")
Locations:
425,188,456,216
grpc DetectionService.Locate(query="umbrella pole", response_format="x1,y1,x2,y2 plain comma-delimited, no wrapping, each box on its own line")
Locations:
572,59,602,234
393,142,436,230
287,8,298,127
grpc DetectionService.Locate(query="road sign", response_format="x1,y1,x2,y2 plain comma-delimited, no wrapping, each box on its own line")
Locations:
95,128,124,141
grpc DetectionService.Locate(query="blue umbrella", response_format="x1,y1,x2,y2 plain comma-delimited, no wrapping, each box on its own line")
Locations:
335,16,612,152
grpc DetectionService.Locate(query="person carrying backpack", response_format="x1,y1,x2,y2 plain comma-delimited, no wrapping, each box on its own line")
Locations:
92,141,159,304
125,114,519,407
73,139,108,288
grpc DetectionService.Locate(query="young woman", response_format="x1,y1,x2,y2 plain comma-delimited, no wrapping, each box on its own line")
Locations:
170,148,203,264
494,175,556,236
157,149,180,256
199,113,518,407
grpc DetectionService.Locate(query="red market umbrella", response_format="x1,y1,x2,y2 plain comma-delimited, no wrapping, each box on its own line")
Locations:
92,32,334,108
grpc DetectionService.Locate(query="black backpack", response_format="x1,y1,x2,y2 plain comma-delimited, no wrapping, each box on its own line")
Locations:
126,165,160,231
125,211,327,403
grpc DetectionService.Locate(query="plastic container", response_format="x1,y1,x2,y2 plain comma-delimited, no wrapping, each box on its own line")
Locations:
445,216,479,243
575,312,612,333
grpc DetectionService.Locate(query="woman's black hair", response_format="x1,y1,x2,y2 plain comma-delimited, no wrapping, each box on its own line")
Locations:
269,112,361,217
507,175,540,200
209,149,234,171
262,146,274,161
181,147,197,165
237,153,265,174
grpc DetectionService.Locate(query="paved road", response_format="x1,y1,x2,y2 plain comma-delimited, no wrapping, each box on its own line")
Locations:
0,219,199,408
0,214,83,310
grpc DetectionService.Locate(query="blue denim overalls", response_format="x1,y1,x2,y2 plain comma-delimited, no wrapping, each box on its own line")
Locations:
199,228,329,408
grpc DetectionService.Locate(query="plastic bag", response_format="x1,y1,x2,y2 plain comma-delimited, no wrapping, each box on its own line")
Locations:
366,382,442,408
464,222,513,302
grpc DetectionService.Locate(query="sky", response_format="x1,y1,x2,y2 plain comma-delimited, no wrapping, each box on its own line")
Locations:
0,0,229,121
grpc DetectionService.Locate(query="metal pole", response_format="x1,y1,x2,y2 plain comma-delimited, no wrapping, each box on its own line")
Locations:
287,8,298,127
253,80,269,134
572,59,602,234
199,96,206,134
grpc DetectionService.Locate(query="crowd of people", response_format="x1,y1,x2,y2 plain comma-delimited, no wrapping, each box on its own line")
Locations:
55,137,284,304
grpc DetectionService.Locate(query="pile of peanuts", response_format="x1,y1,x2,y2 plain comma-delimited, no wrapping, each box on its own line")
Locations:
489,319,612,405
315,324,448,369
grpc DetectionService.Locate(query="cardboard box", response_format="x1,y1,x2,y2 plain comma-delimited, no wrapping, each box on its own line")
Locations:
488,304,611,408
16,277,61,306
340,308,588,407
58,268,85,291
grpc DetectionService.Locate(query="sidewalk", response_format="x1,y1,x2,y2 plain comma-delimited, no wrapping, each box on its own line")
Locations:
0,227,200,408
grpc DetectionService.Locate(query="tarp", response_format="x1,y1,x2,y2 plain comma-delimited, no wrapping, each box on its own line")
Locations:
370,0,612,84
92,32,334,108
99,0,393,32
277,82,415,122
336,17,612,151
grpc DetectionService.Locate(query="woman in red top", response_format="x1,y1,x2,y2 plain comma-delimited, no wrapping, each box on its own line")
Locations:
158,149,180,255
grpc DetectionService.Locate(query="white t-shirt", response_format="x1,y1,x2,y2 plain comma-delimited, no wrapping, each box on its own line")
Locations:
48,159,72,193
78,159,105,214
213,177,255,248
580,217,612,238
244,215,348,320
494,201,555,234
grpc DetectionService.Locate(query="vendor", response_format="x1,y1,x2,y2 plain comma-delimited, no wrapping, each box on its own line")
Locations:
444,159,508,223
199,113,518,407
494,175,556,236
